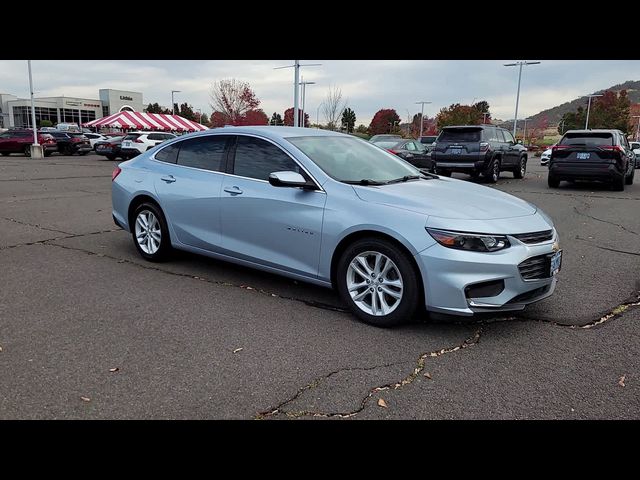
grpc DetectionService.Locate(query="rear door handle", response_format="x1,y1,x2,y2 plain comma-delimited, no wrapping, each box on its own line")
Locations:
161,175,176,183
224,186,243,195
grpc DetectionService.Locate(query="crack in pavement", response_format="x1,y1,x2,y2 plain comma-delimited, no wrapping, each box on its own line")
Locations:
575,235,640,256
0,175,108,182
1,192,102,204
572,205,639,236
42,240,350,314
256,328,483,419
0,227,123,251
2,216,73,235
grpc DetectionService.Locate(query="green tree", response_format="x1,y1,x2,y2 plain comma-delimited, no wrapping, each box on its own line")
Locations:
200,113,209,126
558,107,585,134
355,124,368,134
40,119,53,128
178,102,197,121
145,102,171,114
270,112,283,126
341,108,356,133
436,101,490,129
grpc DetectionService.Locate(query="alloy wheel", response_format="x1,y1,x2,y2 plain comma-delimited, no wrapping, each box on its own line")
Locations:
346,251,404,316
135,210,162,254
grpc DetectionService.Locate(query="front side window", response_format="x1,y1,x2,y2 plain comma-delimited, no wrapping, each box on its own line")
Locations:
232,136,299,180
405,142,417,151
176,136,228,172
288,136,419,183
502,130,515,144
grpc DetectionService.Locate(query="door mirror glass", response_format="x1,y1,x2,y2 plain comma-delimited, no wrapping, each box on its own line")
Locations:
268,171,308,188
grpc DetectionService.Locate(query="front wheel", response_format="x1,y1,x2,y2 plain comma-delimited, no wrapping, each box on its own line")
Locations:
513,157,527,179
548,174,560,188
625,165,634,185
23,145,31,157
131,202,172,262
105,154,116,161
336,238,420,327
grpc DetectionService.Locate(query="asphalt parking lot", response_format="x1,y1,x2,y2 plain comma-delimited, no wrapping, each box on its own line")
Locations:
1,152,638,419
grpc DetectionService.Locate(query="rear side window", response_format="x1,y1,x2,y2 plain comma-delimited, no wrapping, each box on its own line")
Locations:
502,130,515,143
560,133,613,146
176,136,228,172
147,133,162,141
155,143,180,164
232,136,299,181
123,134,141,141
484,128,499,142
438,128,482,143
405,142,417,151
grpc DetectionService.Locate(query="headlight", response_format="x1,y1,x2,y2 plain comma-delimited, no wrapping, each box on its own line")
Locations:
426,228,510,252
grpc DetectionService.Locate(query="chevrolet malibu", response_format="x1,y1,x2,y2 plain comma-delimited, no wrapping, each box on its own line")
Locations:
111,126,561,327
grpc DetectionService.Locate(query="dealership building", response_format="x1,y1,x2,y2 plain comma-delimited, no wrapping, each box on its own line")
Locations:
0,89,144,128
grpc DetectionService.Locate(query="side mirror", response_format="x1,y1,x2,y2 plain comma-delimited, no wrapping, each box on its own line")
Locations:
268,171,309,188
517,139,523,145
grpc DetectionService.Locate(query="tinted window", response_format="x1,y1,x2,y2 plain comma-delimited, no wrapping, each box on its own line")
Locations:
233,136,299,180
438,128,482,143
560,132,613,146
163,134,176,140
373,141,399,149
155,143,180,164
495,130,506,142
419,136,437,144
123,134,141,141
147,133,162,141
484,128,499,142
176,136,228,171
619,134,629,148
502,130,516,144
405,141,417,151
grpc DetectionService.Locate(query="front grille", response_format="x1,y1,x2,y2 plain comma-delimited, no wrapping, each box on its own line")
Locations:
506,285,550,304
518,254,552,280
512,230,553,244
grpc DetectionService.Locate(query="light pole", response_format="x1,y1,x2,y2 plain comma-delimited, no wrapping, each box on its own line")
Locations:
504,61,541,137
585,94,603,129
196,108,202,124
274,60,321,127
27,60,42,158
171,90,181,115
415,101,431,137
559,119,566,135
300,77,316,128
633,115,640,141
482,112,490,124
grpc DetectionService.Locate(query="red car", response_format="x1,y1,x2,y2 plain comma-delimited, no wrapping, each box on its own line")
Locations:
0,129,58,157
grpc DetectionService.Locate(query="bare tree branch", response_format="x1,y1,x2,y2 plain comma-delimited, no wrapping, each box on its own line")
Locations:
209,79,260,125
322,85,347,131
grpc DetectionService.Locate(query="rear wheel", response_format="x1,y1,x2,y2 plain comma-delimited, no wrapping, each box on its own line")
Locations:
1,152,10,156
23,145,31,157
336,238,419,328
625,164,634,185
612,175,625,191
131,202,172,262
513,157,527,179
548,174,560,188
485,158,500,183
106,154,116,161
63,145,73,156
44,150,51,157
469,171,481,180
78,151,88,156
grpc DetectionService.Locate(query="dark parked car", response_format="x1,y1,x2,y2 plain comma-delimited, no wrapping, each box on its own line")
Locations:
548,129,635,191
0,129,57,157
48,130,92,156
373,138,433,170
630,141,640,168
94,136,125,160
418,135,438,153
431,125,528,183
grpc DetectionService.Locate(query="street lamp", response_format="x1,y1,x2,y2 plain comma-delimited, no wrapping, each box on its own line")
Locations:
27,60,42,158
504,61,541,137
522,118,531,145
482,112,490,124
415,101,431,137
585,94,603,129
274,60,321,127
299,77,316,128
171,90,181,115
633,115,640,141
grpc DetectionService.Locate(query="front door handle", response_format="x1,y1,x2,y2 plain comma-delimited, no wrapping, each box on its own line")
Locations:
161,175,176,183
224,186,243,195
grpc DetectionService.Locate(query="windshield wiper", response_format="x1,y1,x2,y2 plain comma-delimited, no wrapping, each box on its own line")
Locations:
342,179,387,185
386,175,423,184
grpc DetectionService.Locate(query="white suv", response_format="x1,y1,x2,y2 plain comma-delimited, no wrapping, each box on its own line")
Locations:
120,131,177,158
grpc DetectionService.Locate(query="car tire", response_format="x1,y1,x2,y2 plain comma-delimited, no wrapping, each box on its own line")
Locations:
548,174,560,188
513,157,527,179
23,145,31,157
78,152,88,156
336,238,419,328
625,165,634,185
131,202,172,262
485,158,500,183
63,145,73,156
1,152,9,156
106,154,116,161
469,171,481,180
44,150,51,157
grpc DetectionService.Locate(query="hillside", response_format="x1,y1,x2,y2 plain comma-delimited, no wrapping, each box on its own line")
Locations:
529,80,640,124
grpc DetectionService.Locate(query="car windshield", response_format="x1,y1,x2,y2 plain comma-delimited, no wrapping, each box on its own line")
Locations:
373,141,401,148
560,133,613,146
420,136,437,143
69,133,86,138
438,128,482,143
123,134,141,141
288,136,420,183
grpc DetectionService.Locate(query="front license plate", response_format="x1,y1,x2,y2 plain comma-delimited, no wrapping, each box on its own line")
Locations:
451,148,461,155
550,250,562,276
577,152,590,160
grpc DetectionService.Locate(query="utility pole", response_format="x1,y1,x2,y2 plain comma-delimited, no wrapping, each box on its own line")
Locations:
27,60,42,158
522,118,530,145
504,61,541,137
482,112,490,124
415,101,431,137
274,60,321,127
585,94,603,129
171,90,180,115
299,77,316,128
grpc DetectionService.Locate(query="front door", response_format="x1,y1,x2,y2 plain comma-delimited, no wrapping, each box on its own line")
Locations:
501,129,519,167
219,135,326,278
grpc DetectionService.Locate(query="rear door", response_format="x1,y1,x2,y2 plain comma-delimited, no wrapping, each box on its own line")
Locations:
433,127,482,163
219,134,326,278
153,135,231,251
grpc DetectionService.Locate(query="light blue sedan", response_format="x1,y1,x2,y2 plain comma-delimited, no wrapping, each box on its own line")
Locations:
111,126,561,327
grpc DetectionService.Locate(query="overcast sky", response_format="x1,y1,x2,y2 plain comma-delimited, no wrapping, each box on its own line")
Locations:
2,60,640,125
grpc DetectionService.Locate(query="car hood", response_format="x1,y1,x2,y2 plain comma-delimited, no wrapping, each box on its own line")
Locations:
353,177,536,220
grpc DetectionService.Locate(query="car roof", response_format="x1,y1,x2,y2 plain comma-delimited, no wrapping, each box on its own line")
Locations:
442,125,493,129
180,126,348,141
563,129,621,134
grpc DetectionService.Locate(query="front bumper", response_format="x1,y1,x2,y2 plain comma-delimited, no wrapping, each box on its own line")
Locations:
415,231,559,316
